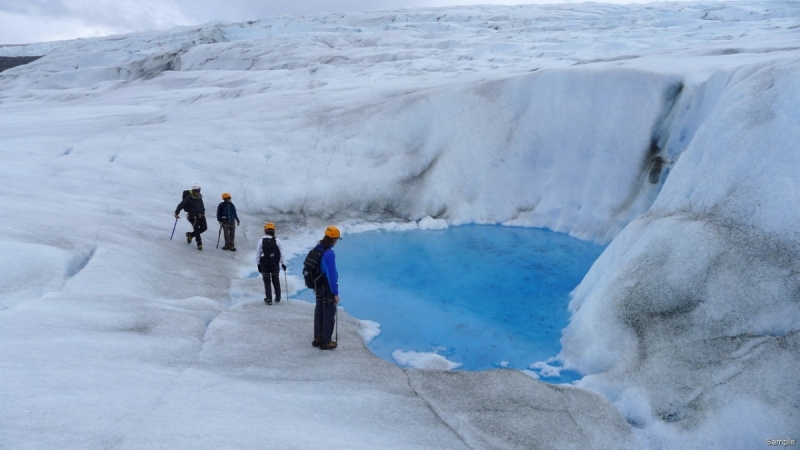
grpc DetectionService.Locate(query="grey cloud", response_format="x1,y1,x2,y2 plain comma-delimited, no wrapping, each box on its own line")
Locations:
0,0,80,18
0,0,187,32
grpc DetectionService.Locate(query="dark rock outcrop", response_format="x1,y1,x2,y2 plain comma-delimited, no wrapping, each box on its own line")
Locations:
0,56,42,73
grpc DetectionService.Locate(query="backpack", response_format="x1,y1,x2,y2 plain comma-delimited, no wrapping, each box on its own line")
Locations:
258,237,281,272
182,189,190,200
302,248,326,290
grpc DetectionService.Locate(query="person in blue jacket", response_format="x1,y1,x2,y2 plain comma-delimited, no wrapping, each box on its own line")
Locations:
216,192,240,251
313,226,342,350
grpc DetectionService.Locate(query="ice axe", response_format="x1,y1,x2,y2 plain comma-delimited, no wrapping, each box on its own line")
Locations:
170,217,178,240
283,266,289,303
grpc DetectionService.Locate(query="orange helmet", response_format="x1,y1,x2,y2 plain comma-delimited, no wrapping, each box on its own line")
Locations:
221,192,231,199
264,222,276,231
324,226,341,239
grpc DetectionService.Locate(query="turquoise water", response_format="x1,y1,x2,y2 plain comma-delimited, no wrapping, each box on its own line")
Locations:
290,225,605,382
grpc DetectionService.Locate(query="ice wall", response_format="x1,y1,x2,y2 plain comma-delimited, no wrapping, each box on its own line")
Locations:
237,68,684,243
561,60,800,447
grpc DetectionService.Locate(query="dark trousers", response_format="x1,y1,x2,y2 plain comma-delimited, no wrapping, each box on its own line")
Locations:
314,295,336,344
188,215,208,243
222,223,236,247
261,270,280,301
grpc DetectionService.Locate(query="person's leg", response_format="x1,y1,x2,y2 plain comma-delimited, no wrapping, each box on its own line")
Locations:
313,297,324,345
191,217,201,242
262,273,273,303
186,217,195,242
223,225,233,248
320,299,336,345
270,270,281,302
195,217,208,244
228,224,236,250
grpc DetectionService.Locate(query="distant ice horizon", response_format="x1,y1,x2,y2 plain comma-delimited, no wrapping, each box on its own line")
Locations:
0,0,731,45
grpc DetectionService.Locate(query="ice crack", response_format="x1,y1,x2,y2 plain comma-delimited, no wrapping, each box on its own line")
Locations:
402,369,474,450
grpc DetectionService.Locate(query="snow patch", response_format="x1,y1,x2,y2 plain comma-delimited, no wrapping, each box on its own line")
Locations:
391,350,462,370
529,360,563,378
417,216,448,230
358,320,381,344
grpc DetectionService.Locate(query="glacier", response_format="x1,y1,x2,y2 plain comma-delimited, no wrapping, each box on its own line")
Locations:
0,1,798,448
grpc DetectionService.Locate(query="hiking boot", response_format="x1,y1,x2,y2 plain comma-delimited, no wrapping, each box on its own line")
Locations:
312,336,321,347
222,245,230,250
186,232,193,244
274,298,280,304
264,298,272,305
230,247,236,252
197,243,203,251
319,341,337,350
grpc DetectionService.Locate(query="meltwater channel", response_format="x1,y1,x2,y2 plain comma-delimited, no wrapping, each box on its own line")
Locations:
290,225,605,382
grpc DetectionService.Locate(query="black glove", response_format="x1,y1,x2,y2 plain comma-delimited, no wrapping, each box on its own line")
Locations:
281,264,287,271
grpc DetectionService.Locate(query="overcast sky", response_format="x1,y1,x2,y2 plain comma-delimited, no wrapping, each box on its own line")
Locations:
0,0,683,46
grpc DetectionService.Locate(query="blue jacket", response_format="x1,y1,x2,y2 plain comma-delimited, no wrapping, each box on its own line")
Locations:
315,243,338,296
216,201,239,224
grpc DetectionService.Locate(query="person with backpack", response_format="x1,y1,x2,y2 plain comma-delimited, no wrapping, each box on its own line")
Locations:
305,226,341,350
255,222,286,305
216,192,240,251
174,183,207,251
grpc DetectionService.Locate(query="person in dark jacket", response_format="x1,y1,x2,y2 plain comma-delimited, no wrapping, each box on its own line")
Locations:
174,183,207,250
254,222,286,305
313,226,342,350
216,192,240,251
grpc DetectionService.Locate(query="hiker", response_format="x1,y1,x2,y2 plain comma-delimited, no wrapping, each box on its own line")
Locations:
255,222,286,305
311,226,341,350
175,183,207,250
216,192,240,251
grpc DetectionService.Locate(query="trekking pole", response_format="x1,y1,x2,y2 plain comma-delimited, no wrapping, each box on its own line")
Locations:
170,217,178,240
283,267,289,303
216,226,222,249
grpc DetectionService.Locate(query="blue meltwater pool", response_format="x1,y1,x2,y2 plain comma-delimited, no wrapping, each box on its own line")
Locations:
290,225,605,382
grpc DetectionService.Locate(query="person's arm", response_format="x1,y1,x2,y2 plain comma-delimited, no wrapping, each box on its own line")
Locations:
325,251,338,297
254,238,263,266
216,203,223,223
233,204,240,224
174,198,186,217
276,238,286,270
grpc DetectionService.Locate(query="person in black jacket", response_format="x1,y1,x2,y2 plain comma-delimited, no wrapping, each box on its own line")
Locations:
174,183,207,250
255,222,286,305
216,192,240,251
